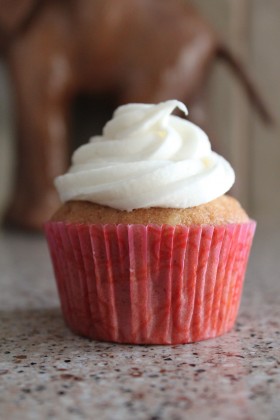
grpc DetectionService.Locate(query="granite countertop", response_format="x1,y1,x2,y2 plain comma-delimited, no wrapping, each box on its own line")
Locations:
0,220,279,420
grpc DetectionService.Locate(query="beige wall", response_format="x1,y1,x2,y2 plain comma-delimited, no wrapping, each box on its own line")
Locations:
249,0,280,220
193,0,279,221
0,1,279,222
193,0,251,209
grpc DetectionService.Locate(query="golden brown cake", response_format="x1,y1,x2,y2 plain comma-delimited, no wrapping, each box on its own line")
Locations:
51,195,249,226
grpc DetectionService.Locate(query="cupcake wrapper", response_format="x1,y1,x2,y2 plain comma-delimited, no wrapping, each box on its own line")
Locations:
45,221,256,344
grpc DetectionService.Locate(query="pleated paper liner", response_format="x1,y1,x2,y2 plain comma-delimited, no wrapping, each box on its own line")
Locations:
45,221,256,344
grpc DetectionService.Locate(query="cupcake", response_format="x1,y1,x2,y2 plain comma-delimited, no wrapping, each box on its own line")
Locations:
45,100,256,345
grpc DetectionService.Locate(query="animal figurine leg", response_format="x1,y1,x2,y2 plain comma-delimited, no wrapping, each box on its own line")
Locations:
4,56,72,230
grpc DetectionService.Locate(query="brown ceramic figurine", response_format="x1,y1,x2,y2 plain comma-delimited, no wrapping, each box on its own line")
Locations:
0,0,271,230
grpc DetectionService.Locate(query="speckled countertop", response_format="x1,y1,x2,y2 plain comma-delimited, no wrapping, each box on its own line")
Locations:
0,220,279,420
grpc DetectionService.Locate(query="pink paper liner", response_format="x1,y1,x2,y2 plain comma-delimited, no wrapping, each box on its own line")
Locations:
45,221,256,344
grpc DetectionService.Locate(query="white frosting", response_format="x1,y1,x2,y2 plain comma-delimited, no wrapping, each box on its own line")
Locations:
55,100,235,210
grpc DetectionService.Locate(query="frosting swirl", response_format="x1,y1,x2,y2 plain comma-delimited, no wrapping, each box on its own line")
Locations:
55,100,235,210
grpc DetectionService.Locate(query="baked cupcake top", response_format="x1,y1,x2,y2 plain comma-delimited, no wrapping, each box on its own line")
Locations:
53,100,249,225
55,100,235,211
51,196,249,226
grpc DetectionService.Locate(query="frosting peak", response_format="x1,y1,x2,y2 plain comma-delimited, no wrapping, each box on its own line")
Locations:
55,100,235,210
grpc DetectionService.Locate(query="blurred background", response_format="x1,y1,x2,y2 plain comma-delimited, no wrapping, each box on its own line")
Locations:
0,0,279,228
